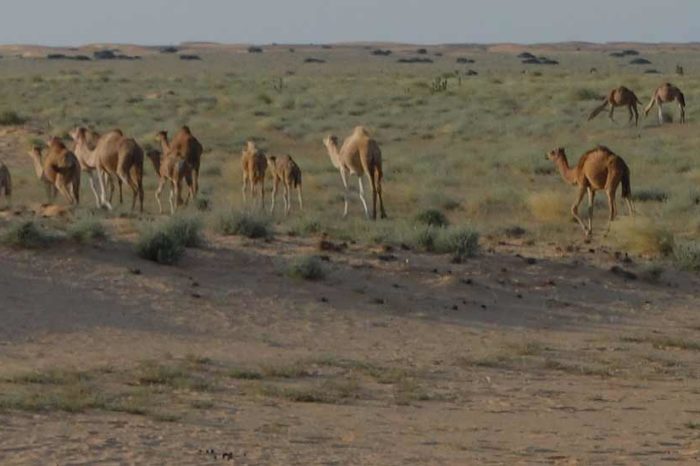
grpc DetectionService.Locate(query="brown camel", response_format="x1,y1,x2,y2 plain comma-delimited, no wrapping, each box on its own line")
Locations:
588,86,642,126
645,83,686,124
70,127,144,211
0,161,11,206
267,154,303,215
27,139,81,205
146,149,194,215
157,126,203,197
546,146,634,238
323,126,386,220
240,141,268,209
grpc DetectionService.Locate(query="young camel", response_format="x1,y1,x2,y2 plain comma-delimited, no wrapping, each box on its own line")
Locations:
645,83,686,124
146,148,194,215
588,86,642,126
70,127,144,211
546,146,634,238
26,139,81,205
267,154,303,215
0,161,11,206
323,126,386,220
240,141,268,209
157,126,203,197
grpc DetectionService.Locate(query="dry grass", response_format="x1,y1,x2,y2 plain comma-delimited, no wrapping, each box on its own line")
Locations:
611,217,674,256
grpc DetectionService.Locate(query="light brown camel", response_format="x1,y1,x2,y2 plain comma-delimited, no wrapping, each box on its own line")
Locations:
157,126,203,197
70,127,144,211
267,154,303,215
240,141,268,209
645,83,686,124
546,146,634,238
323,126,386,220
588,86,642,126
27,138,81,205
146,148,194,215
0,161,11,206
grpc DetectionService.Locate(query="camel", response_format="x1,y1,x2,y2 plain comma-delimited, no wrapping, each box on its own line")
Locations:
26,139,81,205
588,86,642,126
240,141,268,209
645,83,686,124
0,161,11,206
157,126,203,197
546,146,634,238
146,148,194,215
70,127,145,211
323,126,386,220
267,154,303,215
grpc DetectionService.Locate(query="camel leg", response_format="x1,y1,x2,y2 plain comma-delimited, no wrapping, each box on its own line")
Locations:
284,181,291,216
627,106,634,125
571,185,589,236
679,103,686,124
368,172,377,220
192,169,199,198
339,169,349,218
587,188,595,235
118,178,123,204
117,162,137,211
270,178,278,214
357,177,370,219
657,101,664,125
242,175,248,204
96,167,112,210
605,188,617,236
376,171,387,219
632,104,639,127
608,105,615,122
297,183,304,211
170,180,179,215
155,179,165,214
88,170,101,207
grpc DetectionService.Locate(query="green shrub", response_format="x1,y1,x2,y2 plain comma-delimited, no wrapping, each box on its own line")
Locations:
162,215,203,248
67,218,107,243
633,189,669,203
436,228,480,262
2,221,53,248
415,209,449,227
136,230,185,265
413,227,437,251
674,241,700,272
287,255,325,280
0,110,26,126
195,197,211,212
215,210,271,239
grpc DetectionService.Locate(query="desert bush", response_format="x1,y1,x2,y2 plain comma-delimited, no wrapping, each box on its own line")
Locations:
633,189,669,203
2,221,53,248
215,210,271,239
0,110,26,126
674,241,700,272
287,255,325,280
435,227,480,262
136,228,185,265
67,218,107,243
413,227,437,252
415,209,449,227
161,215,204,248
612,217,674,256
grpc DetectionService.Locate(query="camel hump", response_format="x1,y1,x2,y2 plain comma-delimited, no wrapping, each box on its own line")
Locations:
353,126,371,137
180,125,192,134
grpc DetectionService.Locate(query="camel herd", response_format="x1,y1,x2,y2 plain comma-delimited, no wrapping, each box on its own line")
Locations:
0,79,689,240
588,82,686,126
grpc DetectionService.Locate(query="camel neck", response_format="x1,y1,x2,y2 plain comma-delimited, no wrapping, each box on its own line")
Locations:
326,144,342,168
159,138,171,155
28,152,44,180
74,140,98,169
555,156,578,185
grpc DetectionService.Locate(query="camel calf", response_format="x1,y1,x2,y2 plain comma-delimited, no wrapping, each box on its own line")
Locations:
146,149,194,215
27,139,81,205
241,141,267,209
267,154,303,215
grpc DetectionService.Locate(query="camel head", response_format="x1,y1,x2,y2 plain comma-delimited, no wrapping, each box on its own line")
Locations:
266,154,277,167
546,147,566,161
70,127,88,144
181,125,192,135
47,136,65,151
323,135,339,151
155,130,168,143
28,145,43,160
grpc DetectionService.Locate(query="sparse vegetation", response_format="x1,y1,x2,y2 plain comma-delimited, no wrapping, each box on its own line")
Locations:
1,221,54,249
136,228,185,265
415,208,449,227
0,110,26,126
287,255,325,280
215,210,272,239
67,218,107,243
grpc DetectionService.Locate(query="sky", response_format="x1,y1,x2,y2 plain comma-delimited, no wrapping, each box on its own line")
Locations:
0,0,697,46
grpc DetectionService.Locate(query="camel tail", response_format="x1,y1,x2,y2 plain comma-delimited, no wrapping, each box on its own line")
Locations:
678,91,686,107
621,162,632,199
588,100,608,121
644,94,657,115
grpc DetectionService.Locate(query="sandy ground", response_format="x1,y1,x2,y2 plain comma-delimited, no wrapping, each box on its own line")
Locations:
0,230,698,465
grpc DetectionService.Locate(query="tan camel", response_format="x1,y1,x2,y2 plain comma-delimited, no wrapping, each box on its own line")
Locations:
0,161,11,206
27,138,81,205
588,86,642,126
546,146,634,238
323,126,387,220
146,147,194,215
267,154,303,215
157,126,203,197
70,127,144,211
240,141,268,209
645,83,686,124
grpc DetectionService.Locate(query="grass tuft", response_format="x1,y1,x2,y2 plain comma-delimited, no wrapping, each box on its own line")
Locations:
67,218,108,243
215,210,272,239
415,209,449,227
136,229,185,265
287,255,325,280
1,221,54,249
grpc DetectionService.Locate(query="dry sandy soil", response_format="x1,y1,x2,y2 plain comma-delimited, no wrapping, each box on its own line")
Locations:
0,226,699,465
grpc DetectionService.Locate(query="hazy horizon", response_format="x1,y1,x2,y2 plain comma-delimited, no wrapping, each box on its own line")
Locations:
0,0,698,46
